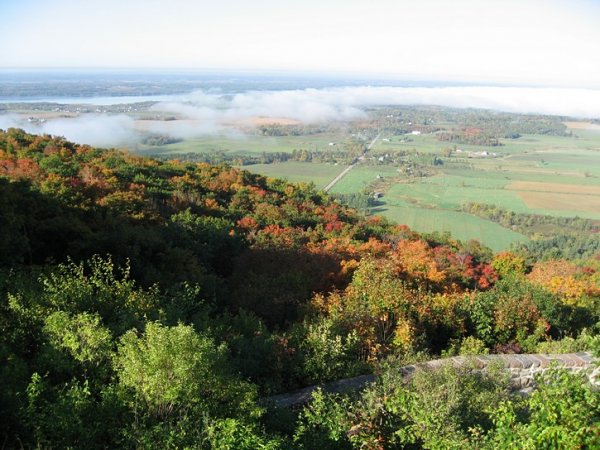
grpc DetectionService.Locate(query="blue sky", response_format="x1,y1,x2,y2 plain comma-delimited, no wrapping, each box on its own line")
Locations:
1,0,599,86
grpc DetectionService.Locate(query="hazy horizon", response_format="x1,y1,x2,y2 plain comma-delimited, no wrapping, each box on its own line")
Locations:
3,82,600,147
1,68,598,90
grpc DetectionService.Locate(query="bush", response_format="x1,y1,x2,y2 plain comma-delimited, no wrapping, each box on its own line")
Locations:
291,316,367,385
485,369,600,449
293,389,352,450
115,322,261,448
535,328,600,354
443,336,490,357
330,360,511,449
468,276,573,349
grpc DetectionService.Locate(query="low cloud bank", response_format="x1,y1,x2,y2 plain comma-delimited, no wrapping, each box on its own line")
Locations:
42,115,137,147
0,114,137,147
157,85,600,122
153,89,367,126
1,85,599,147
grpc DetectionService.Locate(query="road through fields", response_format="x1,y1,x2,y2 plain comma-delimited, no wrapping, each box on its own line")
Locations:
323,132,380,192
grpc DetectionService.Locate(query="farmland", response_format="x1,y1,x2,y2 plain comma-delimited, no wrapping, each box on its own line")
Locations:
376,199,528,252
134,107,600,250
329,165,400,194
242,161,344,189
5,99,599,251
136,133,344,156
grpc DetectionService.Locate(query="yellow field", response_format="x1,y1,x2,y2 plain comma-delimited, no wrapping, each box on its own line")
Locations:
507,181,600,195
564,121,600,131
506,181,600,212
515,191,600,213
134,116,301,132
246,117,301,126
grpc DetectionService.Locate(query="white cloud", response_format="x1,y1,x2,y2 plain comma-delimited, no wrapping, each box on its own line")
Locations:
0,114,23,131
157,85,600,122
40,115,137,147
0,114,138,147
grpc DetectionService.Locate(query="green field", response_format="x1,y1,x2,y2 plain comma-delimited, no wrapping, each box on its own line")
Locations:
372,134,449,154
384,174,600,220
329,165,400,194
372,127,600,225
240,160,533,252
138,133,347,155
377,200,529,253
441,167,600,186
386,179,529,212
373,132,600,158
242,162,344,189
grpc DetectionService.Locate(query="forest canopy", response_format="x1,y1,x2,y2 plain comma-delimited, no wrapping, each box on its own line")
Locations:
0,128,598,448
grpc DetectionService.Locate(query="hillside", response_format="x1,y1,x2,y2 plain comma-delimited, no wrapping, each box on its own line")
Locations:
1,128,599,448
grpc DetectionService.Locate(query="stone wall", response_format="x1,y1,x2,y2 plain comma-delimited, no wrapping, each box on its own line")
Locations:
412,351,598,393
267,352,598,408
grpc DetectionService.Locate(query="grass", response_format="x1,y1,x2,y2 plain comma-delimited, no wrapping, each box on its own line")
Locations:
386,181,530,212
374,132,600,157
241,162,344,189
421,173,509,189
329,165,400,194
440,168,600,186
137,133,350,155
376,200,529,252
372,134,446,154
385,177,600,219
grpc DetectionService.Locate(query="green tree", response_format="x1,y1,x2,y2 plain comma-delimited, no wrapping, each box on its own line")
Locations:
291,316,366,384
293,389,352,450
44,311,112,366
485,369,600,449
22,374,127,449
115,322,261,447
40,255,161,335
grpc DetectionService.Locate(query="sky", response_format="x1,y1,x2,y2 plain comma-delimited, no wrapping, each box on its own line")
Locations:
1,0,600,87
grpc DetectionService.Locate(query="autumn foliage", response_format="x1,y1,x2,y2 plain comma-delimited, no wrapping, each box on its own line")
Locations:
0,129,599,448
